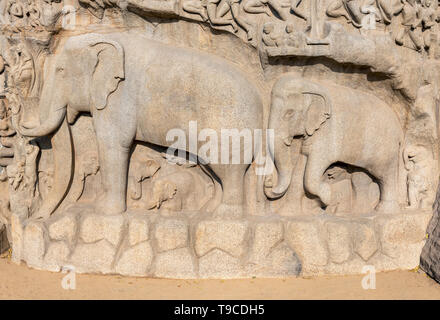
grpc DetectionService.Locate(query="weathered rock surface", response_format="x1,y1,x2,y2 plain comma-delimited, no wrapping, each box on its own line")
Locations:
154,247,196,279
115,241,154,276
154,219,188,252
195,220,248,258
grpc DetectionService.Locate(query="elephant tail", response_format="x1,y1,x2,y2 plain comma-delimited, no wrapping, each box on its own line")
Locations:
33,118,73,219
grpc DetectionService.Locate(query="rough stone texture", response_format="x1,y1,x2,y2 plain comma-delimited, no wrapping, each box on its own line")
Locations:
285,220,328,267
352,222,378,261
80,214,124,246
48,212,78,244
154,219,188,252
10,213,24,263
115,241,153,276
43,241,70,272
195,220,248,258
2,0,440,279
247,242,301,277
128,216,149,247
249,222,283,264
70,240,116,274
326,222,352,264
376,212,431,259
199,249,243,279
23,222,46,269
153,247,196,279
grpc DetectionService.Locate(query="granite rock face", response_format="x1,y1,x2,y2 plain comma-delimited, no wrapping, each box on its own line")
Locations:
0,0,438,279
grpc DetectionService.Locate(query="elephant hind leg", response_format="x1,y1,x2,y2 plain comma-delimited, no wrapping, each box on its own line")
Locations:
210,163,248,218
374,164,400,214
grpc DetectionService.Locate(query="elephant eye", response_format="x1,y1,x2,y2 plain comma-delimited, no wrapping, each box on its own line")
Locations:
283,109,294,120
56,67,64,73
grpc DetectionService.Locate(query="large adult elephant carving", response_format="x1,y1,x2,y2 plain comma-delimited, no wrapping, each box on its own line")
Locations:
265,75,404,213
18,33,263,219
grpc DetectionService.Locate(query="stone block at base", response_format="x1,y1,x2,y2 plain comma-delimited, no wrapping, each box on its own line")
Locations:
10,206,433,278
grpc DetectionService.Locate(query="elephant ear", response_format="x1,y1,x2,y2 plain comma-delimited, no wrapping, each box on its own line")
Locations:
90,41,125,110
304,93,331,136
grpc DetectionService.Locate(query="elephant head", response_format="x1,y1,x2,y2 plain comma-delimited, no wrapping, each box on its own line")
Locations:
265,76,332,199
16,34,125,218
18,34,125,137
129,159,161,200
147,180,178,210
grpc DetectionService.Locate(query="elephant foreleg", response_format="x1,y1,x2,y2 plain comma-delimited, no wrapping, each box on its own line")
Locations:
375,164,400,213
95,138,131,215
304,155,333,208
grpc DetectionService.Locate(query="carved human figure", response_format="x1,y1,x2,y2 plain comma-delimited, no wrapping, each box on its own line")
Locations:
326,0,377,28
262,22,283,46
376,0,404,24
0,101,15,168
395,0,423,51
6,0,25,26
264,75,404,213
403,144,436,209
243,0,289,21
285,23,299,47
182,0,209,21
23,142,39,198
207,0,255,41
420,0,437,49
17,33,264,219
290,0,308,21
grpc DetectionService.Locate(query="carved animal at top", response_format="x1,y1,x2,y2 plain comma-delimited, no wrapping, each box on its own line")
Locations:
264,75,404,213
17,32,263,219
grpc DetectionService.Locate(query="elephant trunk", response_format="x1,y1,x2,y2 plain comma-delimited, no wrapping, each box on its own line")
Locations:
265,132,294,199
17,77,73,219
18,106,66,138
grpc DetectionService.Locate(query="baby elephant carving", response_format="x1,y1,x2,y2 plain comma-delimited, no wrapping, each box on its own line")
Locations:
146,170,212,212
265,75,404,213
128,159,161,201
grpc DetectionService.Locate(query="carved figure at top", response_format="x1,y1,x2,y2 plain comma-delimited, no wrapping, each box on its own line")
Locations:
264,75,404,213
326,0,378,28
78,0,119,18
290,0,308,21
182,0,209,21
376,0,404,24
16,32,264,219
420,0,438,50
395,0,423,50
242,0,290,21
262,22,284,46
207,0,256,41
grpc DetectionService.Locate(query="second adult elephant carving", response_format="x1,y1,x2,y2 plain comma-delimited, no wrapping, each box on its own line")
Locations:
17,32,263,219
265,75,404,213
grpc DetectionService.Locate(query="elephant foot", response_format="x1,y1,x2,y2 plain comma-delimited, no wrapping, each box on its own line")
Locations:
212,203,244,219
376,200,400,214
95,195,126,215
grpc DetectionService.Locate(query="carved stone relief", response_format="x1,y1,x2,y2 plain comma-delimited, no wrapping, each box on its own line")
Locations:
0,0,438,278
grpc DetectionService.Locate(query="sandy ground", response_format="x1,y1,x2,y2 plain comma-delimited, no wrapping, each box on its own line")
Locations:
1,256,440,300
